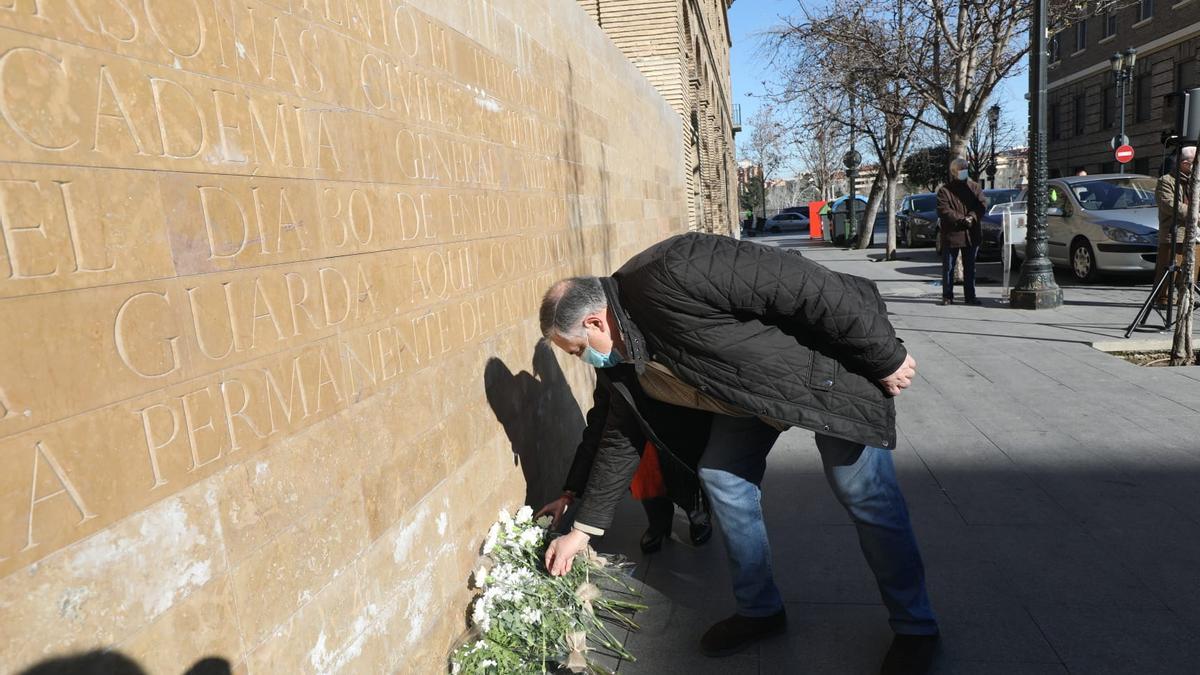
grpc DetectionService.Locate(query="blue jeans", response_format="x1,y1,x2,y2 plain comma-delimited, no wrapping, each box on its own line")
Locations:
698,416,938,635
941,245,978,301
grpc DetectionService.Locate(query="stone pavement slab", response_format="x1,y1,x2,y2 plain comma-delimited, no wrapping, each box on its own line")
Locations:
601,236,1200,674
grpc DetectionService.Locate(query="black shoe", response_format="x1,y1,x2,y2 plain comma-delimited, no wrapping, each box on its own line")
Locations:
640,497,674,554
639,525,670,554
939,298,953,306
880,633,939,675
700,610,787,657
687,509,712,546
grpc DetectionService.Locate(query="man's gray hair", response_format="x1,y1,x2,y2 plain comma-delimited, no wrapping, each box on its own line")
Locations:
539,276,607,338
1182,146,1196,161
950,157,969,172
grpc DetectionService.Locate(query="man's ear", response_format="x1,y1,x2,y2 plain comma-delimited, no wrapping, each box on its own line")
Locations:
582,314,605,332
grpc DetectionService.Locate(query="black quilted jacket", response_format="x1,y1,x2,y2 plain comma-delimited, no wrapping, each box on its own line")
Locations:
572,233,907,531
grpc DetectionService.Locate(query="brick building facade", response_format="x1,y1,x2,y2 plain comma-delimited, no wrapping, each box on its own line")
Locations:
1047,0,1200,177
577,0,739,234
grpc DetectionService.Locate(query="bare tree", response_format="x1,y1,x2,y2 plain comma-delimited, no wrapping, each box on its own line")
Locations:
964,110,1021,186
1171,170,1198,365
738,105,790,220
773,0,1136,163
763,1,927,259
792,115,847,202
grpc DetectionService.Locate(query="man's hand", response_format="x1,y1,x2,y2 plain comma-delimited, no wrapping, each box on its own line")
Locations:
535,496,572,529
879,354,917,397
544,528,590,576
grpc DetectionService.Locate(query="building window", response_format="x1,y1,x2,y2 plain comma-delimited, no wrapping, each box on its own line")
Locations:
1179,59,1197,92
1133,157,1151,176
1074,20,1087,52
1103,12,1117,38
1135,74,1152,122
1103,87,1116,128
1074,95,1087,135
1137,0,1154,22
1049,35,1062,63
1051,102,1062,140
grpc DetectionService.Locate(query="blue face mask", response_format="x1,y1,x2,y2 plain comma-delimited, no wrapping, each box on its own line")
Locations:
582,331,622,368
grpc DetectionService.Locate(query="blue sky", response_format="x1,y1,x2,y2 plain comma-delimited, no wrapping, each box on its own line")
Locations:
728,0,1031,171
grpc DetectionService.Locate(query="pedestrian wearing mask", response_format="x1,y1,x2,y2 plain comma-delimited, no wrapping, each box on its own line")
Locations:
536,234,939,674
936,158,987,306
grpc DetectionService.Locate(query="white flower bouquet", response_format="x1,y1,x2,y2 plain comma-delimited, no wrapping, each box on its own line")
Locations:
450,506,645,674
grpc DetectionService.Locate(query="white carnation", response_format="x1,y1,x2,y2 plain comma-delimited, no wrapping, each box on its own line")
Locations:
471,566,488,589
482,523,499,554
516,505,533,523
471,597,491,632
518,527,541,548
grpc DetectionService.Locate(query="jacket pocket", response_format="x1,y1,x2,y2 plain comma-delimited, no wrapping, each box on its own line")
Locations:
809,354,839,392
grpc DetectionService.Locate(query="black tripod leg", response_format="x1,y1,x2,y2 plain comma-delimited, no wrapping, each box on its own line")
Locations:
1125,267,1177,337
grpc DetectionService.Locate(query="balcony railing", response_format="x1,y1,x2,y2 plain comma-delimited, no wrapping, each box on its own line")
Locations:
732,104,742,133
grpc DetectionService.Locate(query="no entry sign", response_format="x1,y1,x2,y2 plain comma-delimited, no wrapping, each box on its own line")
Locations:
1115,145,1135,164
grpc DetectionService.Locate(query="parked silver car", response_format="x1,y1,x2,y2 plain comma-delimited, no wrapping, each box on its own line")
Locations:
764,211,810,234
1012,174,1158,282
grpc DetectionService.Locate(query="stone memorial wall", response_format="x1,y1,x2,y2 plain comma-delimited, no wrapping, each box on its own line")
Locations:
0,0,685,671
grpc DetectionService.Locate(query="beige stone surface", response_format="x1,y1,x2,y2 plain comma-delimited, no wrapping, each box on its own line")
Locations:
0,0,685,672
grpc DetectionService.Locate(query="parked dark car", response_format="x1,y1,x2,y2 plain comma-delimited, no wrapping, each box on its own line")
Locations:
978,188,1021,260
897,193,938,247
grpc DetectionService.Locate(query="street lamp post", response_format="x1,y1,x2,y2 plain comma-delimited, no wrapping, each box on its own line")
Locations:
987,104,1000,189
1010,0,1063,309
843,148,861,245
1110,47,1137,173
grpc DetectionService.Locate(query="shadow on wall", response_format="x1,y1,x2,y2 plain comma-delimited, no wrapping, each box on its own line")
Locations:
484,342,586,509
17,651,231,675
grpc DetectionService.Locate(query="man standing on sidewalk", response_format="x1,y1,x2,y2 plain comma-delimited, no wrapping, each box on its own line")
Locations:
1154,146,1198,304
936,158,987,306
539,233,939,675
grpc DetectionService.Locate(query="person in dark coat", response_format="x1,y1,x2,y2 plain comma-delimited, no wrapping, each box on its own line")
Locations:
537,233,939,674
535,355,715,553
936,158,987,305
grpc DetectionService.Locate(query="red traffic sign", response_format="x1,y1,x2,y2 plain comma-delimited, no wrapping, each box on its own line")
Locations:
1115,145,1135,164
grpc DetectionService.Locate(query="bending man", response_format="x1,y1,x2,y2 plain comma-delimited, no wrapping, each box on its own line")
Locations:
538,233,939,675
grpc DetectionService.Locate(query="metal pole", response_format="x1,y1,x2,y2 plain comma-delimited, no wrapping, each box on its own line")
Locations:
989,120,998,189
1118,69,1127,174
847,91,857,243
1010,0,1063,309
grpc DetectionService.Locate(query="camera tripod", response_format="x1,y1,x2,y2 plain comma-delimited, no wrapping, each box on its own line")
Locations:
1124,259,1200,337
1124,140,1199,337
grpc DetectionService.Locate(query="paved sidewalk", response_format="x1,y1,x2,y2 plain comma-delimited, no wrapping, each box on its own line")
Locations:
602,235,1200,674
